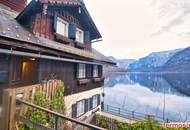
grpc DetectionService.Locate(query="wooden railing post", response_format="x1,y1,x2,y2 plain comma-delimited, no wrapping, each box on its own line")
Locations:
0,88,16,130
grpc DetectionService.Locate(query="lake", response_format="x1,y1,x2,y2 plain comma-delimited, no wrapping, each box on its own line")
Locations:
103,72,190,122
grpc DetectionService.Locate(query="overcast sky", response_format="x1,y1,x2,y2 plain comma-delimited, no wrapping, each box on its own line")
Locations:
28,0,190,59
84,0,190,59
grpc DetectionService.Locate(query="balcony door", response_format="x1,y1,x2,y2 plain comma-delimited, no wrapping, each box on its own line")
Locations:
22,58,38,86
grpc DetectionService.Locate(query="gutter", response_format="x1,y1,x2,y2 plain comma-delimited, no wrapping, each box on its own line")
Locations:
0,48,102,65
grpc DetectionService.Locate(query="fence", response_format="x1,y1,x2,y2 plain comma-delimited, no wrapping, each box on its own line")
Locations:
103,104,164,122
0,80,105,130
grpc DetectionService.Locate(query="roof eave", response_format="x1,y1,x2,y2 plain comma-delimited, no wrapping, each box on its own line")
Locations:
81,4,102,40
16,0,39,21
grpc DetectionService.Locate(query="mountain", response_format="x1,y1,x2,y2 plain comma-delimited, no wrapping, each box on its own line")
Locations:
108,56,136,71
162,47,190,72
128,49,183,72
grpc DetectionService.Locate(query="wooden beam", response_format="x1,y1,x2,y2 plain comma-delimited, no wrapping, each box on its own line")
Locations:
0,89,16,130
0,37,95,62
0,89,11,130
9,89,16,130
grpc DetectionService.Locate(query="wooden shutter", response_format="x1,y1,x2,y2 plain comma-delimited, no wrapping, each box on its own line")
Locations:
98,65,103,77
84,31,90,43
53,13,57,32
74,63,79,79
97,94,101,106
72,103,77,118
89,97,93,110
86,64,92,78
69,23,76,40
84,99,89,113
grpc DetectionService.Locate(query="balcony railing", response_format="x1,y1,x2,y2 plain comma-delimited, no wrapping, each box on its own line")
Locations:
103,104,177,123
17,98,105,130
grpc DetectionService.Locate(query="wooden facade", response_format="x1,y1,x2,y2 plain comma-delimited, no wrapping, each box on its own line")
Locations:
0,0,27,12
0,54,104,96
0,1,115,128
17,2,94,51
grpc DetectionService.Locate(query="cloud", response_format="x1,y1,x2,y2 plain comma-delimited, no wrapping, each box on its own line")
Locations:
150,0,190,36
27,0,190,59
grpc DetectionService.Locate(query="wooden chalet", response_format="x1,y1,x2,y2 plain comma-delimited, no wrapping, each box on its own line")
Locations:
0,0,115,124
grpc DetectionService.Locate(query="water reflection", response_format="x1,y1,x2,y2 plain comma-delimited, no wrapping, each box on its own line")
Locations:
103,73,190,121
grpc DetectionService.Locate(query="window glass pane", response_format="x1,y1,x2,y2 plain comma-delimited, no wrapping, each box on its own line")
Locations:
76,28,84,43
78,64,86,78
56,17,68,37
93,95,98,108
93,65,98,77
77,100,85,117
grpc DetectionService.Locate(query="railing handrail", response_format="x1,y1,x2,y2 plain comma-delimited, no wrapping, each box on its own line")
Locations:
104,104,174,122
17,98,105,130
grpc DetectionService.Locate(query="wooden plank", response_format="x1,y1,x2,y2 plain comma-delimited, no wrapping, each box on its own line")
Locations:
9,89,16,130
39,84,43,92
19,89,29,117
0,89,11,130
31,87,36,103
46,82,50,99
49,82,52,100
52,82,55,99
0,80,62,130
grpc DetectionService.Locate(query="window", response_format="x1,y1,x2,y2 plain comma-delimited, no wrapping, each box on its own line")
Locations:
93,65,98,77
92,95,98,108
56,17,69,37
78,64,86,78
77,100,85,117
86,64,93,78
76,28,84,43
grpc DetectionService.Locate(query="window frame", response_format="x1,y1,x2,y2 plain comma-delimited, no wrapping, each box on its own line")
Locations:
76,99,85,117
76,27,84,43
92,95,98,109
56,17,69,37
78,64,86,79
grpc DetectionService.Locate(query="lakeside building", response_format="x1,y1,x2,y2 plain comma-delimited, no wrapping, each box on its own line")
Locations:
0,0,115,123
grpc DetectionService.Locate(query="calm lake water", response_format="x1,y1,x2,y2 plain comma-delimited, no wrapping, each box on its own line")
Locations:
103,72,190,122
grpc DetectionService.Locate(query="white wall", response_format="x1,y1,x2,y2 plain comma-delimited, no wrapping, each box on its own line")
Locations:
64,87,103,120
